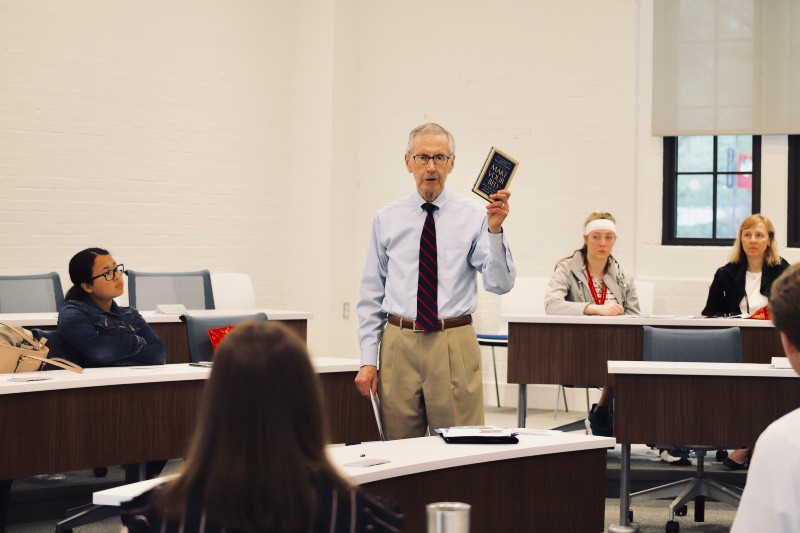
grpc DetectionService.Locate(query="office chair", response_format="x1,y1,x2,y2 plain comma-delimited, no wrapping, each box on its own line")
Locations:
210,272,256,309
181,312,268,362
127,269,215,311
0,272,64,313
631,326,744,532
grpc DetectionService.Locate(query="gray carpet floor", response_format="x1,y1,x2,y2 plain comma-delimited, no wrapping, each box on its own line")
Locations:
7,407,739,532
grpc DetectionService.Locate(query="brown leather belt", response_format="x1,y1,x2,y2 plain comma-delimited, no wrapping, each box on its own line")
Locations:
387,314,472,332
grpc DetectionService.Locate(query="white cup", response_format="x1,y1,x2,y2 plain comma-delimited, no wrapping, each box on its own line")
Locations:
426,502,471,533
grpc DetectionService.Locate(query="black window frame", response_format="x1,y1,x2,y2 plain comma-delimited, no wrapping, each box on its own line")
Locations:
788,135,800,248
662,136,761,246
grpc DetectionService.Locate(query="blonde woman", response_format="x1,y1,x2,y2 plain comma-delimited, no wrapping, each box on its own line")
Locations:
702,214,790,318
702,214,790,470
544,211,640,438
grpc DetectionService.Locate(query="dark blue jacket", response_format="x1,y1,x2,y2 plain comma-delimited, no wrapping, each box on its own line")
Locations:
57,299,166,367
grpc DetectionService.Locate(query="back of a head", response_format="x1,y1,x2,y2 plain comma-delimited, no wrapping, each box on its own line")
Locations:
769,263,800,349
207,321,326,450
163,321,347,531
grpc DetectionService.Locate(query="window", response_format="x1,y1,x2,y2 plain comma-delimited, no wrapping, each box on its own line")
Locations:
789,135,800,248
663,136,761,245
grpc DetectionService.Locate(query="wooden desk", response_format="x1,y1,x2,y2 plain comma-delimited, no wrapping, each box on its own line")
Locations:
0,359,376,479
608,361,800,532
96,432,615,533
0,309,311,364
506,315,783,426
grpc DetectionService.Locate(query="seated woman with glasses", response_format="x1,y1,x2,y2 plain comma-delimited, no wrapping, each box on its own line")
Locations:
57,247,168,484
57,247,166,368
701,214,790,470
122,322,404,532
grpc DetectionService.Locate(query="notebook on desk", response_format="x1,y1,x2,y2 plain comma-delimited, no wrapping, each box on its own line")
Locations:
437,426,519,444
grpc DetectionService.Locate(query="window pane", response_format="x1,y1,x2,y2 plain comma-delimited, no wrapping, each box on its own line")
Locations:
716,174,752,239
677,136,713,172
676,174,713,238
717,135,753,172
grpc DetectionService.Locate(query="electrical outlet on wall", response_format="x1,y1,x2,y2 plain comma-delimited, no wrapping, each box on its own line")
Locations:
342,302,350,319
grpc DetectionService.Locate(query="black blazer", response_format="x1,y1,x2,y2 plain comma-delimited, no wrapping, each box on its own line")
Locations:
701,258,790,316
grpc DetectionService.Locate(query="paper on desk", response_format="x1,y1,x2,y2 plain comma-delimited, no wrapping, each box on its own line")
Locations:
441,426,516,438
771,357,792,369
513,428,563,436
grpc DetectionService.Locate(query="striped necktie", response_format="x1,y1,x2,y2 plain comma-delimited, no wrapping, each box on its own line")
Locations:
416,202,438,332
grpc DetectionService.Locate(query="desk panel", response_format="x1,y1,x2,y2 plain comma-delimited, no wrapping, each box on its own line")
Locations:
0,380,202,479
364,449,606,533
0,366,374,479
614,373,800,446
508,319,783,386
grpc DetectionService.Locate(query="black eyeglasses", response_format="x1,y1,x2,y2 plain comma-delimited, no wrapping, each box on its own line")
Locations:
90,264,125,282
412,154,451,166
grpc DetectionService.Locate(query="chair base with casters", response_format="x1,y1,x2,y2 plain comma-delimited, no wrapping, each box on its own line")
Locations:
631,449,741,532
476,333,507,408
632,326,745,532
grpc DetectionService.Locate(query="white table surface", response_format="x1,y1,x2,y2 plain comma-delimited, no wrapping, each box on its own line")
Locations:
0,308,313,327
608,360,798,378
94,432,615,506
502,313,775,328
0,358,359,395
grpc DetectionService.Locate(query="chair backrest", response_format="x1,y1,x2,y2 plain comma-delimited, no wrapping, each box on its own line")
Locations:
210,273,256,310
642,326,743,363
0,273,64,313
635,280,655,317
181,312,268,362
127,270,215,311
497,277,549,334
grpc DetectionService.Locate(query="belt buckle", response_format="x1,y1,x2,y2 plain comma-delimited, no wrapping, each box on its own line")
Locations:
412,320,424,332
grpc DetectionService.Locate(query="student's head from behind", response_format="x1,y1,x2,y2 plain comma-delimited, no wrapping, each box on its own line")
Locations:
730,214,781,266
769,263,800,374
200,321,328,459
64,247,125,305
163,321,345,530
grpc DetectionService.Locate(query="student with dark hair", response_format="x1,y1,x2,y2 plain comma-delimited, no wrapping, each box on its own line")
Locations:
58,247,166,483
123,322,404,532
58,247,165,368
731,263,800,532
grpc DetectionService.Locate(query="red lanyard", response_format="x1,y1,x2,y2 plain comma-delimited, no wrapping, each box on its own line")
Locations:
585,263,607,305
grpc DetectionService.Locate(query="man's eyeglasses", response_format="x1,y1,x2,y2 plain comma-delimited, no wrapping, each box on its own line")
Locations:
90,264,125,282
412,154,451,166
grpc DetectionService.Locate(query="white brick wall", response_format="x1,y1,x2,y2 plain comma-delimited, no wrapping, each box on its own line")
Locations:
2,1,799,379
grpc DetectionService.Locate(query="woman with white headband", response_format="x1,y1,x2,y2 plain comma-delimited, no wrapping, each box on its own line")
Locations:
544,211,640,317
544,211,640,437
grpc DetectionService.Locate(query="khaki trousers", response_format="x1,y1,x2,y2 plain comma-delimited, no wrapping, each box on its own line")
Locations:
378,323,484,440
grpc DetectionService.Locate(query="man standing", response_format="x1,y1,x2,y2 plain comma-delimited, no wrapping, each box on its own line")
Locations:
731,262,800,532
355,123,515,440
